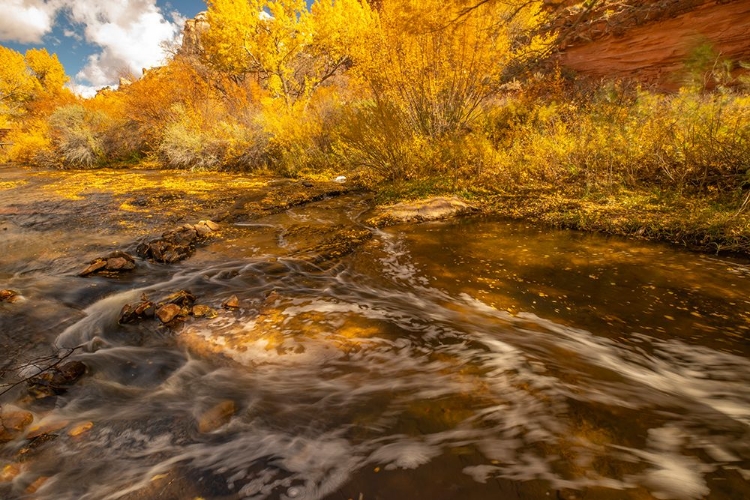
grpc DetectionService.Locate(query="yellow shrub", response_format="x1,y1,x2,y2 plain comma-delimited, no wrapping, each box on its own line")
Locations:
6,120,55,166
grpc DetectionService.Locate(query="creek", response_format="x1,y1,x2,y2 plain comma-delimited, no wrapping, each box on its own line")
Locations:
1,166,749,500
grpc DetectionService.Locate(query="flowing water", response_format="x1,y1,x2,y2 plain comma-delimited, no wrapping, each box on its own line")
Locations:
1,166,750,500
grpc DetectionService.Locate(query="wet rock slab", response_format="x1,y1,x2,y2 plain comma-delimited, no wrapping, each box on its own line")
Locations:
178,291,387,367
223,180,355,222
368,197,477,227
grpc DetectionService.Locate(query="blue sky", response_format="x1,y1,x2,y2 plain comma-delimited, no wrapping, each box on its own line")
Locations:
1,0,208,96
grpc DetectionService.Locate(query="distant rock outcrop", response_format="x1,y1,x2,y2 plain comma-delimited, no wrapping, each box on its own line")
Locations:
180,11,209,57
556,0,750,89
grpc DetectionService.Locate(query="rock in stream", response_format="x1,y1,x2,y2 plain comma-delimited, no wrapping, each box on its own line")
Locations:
136,220,219,264
79,251,136,277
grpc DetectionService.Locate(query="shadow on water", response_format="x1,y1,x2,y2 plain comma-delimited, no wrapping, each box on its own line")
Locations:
2,167,750,500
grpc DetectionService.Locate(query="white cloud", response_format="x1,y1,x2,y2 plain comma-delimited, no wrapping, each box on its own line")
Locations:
0,0,185,93
63,28,82,41
0,0,60,44
66,0,183,88
66,81,104,99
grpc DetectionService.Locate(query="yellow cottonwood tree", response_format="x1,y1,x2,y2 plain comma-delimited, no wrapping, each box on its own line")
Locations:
0,46,38,121
353,0,552,137
202,0,373,105
1,45,71,129
25,48,69,95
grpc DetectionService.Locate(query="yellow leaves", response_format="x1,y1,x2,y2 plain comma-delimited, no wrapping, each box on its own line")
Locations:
203,0,372,106
353,0,551,138
25,48,69,95
311,0,375,63
6,119,53,166
204,0,257,75
0,45,38,117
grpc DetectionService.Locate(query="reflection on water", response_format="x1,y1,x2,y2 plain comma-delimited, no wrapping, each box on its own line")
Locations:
2,170,750,500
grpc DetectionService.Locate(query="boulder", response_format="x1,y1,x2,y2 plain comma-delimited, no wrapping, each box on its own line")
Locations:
119,300,156,324
158,290,197,308
222,295,240,309
191,304,218,319
120,290,214,326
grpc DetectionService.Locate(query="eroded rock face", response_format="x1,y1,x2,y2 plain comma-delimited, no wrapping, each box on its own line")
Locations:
180,11,209,58
367,197,477,227
557,0,750,89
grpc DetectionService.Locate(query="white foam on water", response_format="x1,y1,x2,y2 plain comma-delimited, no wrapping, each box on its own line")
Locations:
375,229,429,286
368,438,443,470
615,426,713,500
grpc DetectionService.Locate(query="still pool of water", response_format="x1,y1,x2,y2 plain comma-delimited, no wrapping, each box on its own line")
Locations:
1,168,750,500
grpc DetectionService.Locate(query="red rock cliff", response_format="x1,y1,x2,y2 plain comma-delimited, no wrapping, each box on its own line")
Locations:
556,0,750,89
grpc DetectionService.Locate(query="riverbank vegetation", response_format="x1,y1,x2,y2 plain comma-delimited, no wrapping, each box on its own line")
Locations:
1,0,750,252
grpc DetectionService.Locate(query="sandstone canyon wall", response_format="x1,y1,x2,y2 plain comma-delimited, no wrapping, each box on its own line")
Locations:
557,0,750,89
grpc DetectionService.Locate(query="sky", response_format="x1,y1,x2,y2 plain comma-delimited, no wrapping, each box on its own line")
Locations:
1,0,208,97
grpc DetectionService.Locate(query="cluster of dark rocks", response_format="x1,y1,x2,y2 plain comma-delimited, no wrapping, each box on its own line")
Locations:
77,220,220,277
118,290,220,327
136,220,220,264
78,251,136,277
26,360,87,400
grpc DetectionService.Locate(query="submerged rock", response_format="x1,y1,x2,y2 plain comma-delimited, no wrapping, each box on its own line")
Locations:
79,251,136,277
312,228,372,262
222,295,240,309
368,197,477,227
191,304,218,319
27,361,87,399
136,221,219,264
0,463,22,482
197,400,236,433
0,289,21,303
68,421,94,437
0,409,33,443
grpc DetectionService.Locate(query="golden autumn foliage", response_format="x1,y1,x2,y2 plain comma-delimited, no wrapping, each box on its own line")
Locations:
352,0,552,138
0,47,70,116
1,45,74,163
203,0,373,105
0,46,38,119
1,0,749,224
